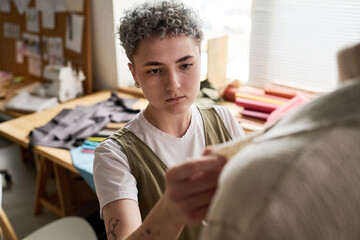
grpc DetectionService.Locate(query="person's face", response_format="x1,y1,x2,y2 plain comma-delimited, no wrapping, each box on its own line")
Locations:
129,34,201,116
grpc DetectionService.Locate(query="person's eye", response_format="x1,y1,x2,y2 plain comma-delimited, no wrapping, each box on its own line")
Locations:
148,69,161,74
180,63,193,69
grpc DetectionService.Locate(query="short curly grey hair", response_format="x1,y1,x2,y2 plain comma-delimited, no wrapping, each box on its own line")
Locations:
118,0,204,62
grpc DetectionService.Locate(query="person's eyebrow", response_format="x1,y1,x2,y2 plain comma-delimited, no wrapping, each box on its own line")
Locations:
142,61,163,67
176,55,194,63
142,55,194,67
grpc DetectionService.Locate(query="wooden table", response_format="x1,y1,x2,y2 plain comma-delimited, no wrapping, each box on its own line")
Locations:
0,90,145,217
0,87,263,217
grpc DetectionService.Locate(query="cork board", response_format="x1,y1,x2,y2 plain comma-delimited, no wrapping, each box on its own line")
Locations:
0,0,92,94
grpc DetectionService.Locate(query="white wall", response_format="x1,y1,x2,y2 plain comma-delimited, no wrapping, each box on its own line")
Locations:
92,0,140,91
91,0,118,91
112,0,140,88
114,0,149,87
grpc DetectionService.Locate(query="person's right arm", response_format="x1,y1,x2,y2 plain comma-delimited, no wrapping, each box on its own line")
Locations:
102,196,184,240
102,152,227,240
102,199,142,240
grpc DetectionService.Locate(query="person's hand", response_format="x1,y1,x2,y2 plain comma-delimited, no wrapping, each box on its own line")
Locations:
163,150,227,226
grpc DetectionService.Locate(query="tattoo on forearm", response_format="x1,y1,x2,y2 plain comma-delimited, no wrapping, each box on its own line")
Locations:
107,217,120,240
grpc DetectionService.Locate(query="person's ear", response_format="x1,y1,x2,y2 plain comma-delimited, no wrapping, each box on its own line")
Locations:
128,63,141,88
128,62,137,81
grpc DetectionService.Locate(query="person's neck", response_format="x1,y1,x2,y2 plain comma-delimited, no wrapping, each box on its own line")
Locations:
143,106,192,138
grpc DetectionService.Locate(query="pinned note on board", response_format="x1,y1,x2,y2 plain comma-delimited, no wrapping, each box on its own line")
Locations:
0,0,10,12
65,13,84,53
3,22,20,39
23,32,41,57
66,0,83,12
16,40,24,64
13,0,30,15
48,37,64,65
26,8,40,32
28,57,42,77
42,10,55,29
36,0,56,12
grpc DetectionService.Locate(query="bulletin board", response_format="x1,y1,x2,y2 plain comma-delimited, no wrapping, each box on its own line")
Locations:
0,0,92,94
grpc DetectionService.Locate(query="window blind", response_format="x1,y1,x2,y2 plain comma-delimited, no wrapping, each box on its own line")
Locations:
249,0,360,92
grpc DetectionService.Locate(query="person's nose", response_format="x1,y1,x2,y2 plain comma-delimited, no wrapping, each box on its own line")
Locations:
165,69,181,91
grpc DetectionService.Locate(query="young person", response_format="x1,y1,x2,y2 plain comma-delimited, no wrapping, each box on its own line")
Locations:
200,42,360,240
93,1,245,239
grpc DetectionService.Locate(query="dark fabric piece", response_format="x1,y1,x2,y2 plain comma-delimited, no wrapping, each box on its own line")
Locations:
29,93,140,149
108,107,233,240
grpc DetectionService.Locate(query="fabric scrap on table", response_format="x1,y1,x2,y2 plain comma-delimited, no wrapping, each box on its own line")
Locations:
29,93,139,149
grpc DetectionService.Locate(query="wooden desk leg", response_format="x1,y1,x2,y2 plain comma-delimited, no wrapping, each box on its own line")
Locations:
53,163,73,216
33,154,48,215
19,146,34,164
0,207,19,240
33,153,74,217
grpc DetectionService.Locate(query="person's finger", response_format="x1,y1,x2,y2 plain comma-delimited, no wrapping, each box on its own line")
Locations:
203,147,214,155
174,171,220,198
166,155,226,181
176,189,215,224
187,204,211,224
185,188,216,212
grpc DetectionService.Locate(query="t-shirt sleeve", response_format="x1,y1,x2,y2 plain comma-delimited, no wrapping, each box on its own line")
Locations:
213,105,246,139
93,138,138,218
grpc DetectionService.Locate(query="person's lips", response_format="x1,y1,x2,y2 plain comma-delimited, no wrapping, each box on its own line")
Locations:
166,96,185,102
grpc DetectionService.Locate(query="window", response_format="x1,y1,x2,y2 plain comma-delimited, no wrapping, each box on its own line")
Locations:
113,0,360,92
183,0,252,82
249,0,360,92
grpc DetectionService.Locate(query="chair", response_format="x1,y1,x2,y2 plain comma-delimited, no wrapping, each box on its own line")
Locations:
0,132,13,190
22,216,98,240
0,177,98,240
0,206,18,240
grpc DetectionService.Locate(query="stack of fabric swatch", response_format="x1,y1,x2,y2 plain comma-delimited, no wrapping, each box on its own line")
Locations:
223,83,314,125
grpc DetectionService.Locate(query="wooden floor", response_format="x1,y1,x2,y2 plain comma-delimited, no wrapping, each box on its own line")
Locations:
0,140,106,239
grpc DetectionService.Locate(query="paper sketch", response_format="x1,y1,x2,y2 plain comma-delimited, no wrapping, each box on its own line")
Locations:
65,14,84,54
0,0,10,12
13,0,31,15
16,40,24,64
26,8,40,33
65,0,83,12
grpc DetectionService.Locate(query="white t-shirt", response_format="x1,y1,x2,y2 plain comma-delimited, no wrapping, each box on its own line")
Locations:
93,104,245,216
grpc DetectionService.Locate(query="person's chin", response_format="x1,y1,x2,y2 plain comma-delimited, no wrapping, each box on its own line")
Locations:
165,100,191,114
